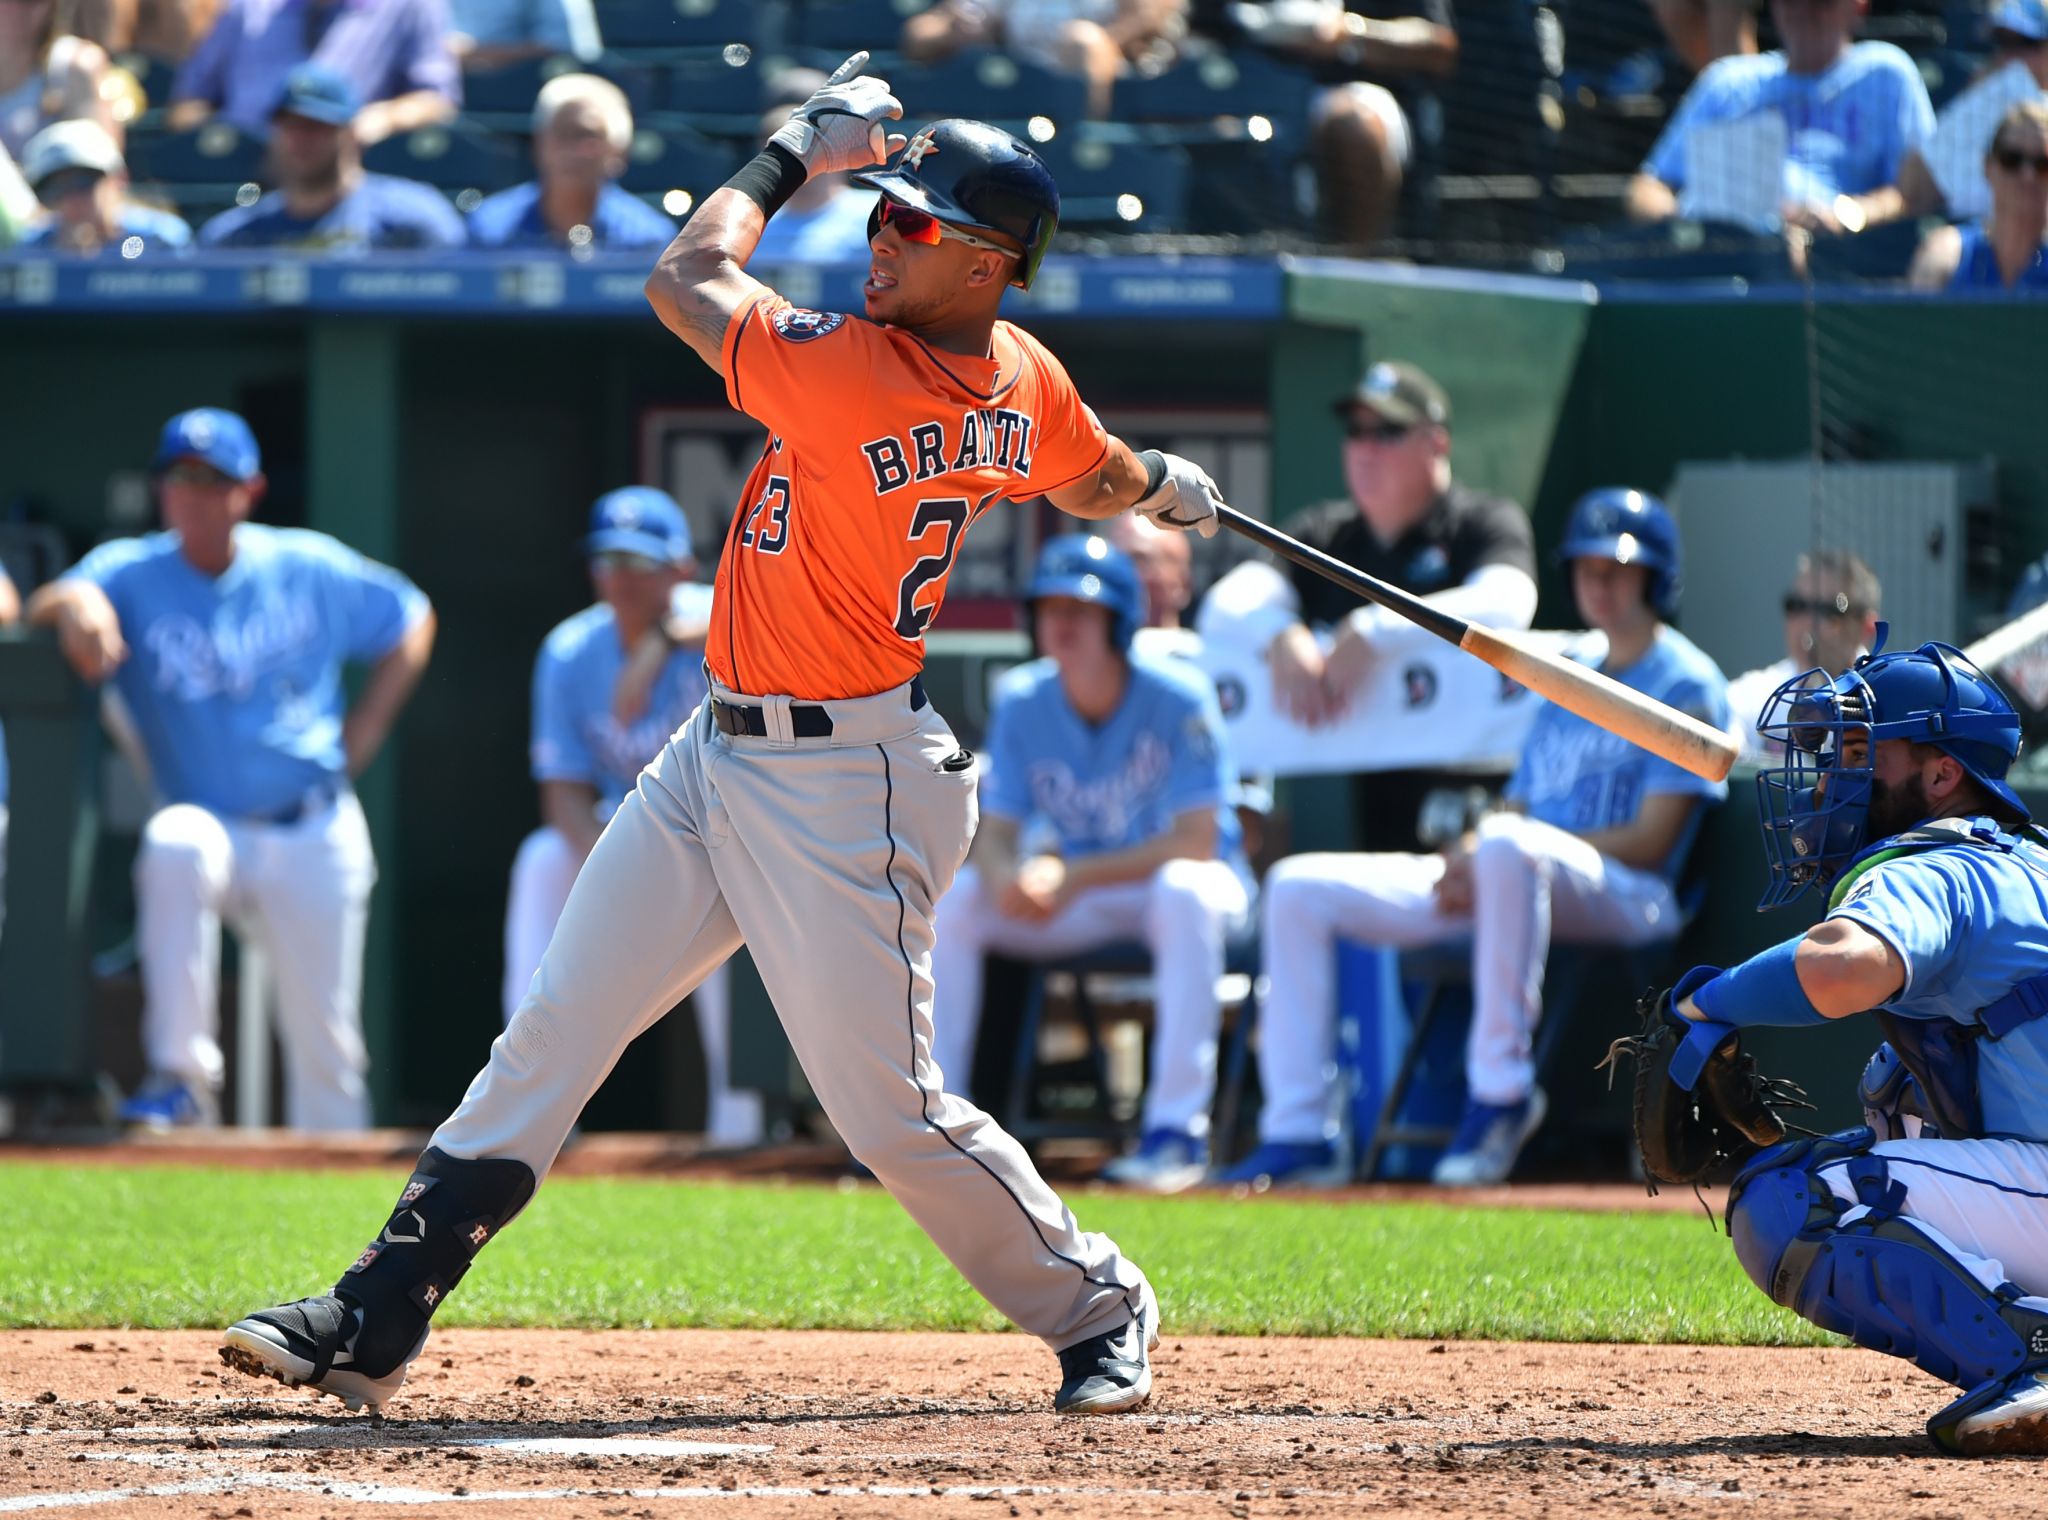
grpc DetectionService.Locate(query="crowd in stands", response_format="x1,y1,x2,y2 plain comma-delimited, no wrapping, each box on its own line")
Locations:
0,0,2041,282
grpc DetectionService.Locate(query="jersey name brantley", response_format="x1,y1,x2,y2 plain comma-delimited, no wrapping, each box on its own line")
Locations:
859,406,1037,494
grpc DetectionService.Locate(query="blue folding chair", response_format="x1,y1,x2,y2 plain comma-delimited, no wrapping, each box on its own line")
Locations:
1115,49,1313,141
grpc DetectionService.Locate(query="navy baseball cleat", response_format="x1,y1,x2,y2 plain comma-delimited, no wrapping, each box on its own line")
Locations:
1053,1281,1159,1415
219,1294,424,1413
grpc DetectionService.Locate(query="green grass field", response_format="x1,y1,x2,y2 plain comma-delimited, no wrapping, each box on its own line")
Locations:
0,1163,1829,1344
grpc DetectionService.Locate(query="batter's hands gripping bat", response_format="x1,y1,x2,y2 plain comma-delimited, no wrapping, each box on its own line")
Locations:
1215,504,1739,784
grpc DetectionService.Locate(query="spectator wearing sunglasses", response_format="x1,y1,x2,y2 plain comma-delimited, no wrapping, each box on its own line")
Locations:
503,488,761,1147
16,117,190,254
1628,0,1932,242
1724,549,1880,760
1897,0,2048,223
1910,100,2048,292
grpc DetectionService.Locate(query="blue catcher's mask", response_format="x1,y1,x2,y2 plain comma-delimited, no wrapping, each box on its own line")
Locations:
1754,623,2028,908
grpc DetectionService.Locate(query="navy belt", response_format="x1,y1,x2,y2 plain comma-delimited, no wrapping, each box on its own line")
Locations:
710,676,926,739
253,781,340,826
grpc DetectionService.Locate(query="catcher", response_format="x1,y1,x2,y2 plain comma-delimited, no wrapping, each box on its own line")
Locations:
1608,627,2048,1456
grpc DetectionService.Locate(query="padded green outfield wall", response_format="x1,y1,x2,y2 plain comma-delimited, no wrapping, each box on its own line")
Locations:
5,273,2047,1125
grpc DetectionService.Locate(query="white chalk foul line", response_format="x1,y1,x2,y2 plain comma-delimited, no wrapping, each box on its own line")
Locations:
0,1475,1262,1511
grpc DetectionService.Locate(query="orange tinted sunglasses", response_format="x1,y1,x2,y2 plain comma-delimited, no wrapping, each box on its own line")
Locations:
876,198,1015,254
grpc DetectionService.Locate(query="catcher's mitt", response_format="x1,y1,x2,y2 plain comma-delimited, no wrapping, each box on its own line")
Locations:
1598,987,1812,1194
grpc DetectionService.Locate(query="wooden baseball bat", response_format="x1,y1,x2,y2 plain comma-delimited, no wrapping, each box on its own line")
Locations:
1215,504,1738,784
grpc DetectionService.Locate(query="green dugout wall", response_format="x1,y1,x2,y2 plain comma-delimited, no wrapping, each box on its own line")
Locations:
4,266,2046,1127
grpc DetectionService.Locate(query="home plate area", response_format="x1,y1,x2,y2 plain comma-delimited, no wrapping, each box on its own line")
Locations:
0,1329,2025,1518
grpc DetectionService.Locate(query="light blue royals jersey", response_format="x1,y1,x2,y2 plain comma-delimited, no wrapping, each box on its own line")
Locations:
67,526,429,817
529,586,711,816
982,650,1243,872
1829,825,2048,1142
1505,626,1731,879
1644,42,1934,203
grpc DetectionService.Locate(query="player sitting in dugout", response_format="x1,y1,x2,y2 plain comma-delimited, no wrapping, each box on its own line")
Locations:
1220,489,1730,1189
1614,633,2048,1456
931,533,1251,1193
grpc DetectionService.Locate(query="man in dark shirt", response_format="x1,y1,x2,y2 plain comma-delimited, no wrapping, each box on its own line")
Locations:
1266,359,1536,848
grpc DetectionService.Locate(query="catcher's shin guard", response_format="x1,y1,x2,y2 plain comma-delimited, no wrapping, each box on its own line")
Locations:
1729,1135,2048,1400
330,1147,536,1374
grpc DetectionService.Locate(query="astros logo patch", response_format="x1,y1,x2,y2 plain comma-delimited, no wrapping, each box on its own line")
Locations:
902,127,941,170
771,307,846,343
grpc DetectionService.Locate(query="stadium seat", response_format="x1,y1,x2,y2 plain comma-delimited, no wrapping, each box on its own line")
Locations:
889,49,1090,128
591,0,757,50
463,55,580,115
1115,49,1313,142
794,0,934,54
1034,136,1190,231
653,52,767,115
363,124,526,194
125,121,266,186
618,127,740,197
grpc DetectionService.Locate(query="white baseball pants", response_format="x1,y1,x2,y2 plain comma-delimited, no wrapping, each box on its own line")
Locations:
1820,1137,2048,1300
434,681,1150,1351
1256,810,1681,1143
930,858,1251,1139
135,792,376,1130
502,825,748,1139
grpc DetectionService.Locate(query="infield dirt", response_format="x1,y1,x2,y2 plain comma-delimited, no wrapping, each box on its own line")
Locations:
0,1328,2028,1518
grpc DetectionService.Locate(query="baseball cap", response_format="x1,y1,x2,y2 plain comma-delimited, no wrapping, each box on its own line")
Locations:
1992,0,2048,41
20,118,124,190
583,487,692,565
273,63,362,126
1333,361,1451,429
151,408,261,481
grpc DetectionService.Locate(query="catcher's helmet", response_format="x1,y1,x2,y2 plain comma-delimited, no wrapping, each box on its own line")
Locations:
1027,534,1141,653
1753,625,2028,907
854,119,1059,290
1555,488,1682,619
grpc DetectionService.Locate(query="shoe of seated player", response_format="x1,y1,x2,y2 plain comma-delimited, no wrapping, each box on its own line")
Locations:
220,1294,426,1413
1100,1128,1208,1193
1209,1138,1349,1189
1053,1280,1159,1415
1430,1087,1548,1187
117,1073,219,1131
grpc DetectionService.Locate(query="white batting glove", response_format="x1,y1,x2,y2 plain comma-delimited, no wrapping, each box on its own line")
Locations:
1135,451,1224,538
768,50,906,178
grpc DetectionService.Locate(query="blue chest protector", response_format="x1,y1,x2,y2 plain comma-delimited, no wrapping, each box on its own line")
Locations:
1830,819,2048,1141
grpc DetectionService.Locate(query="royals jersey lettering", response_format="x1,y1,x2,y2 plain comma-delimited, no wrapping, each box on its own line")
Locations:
713,295,1109,700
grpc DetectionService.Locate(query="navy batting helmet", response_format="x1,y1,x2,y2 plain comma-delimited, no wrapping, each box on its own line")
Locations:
853,119,1059,290
1555,487,1682,618
1027,534,1141,653
1754,626,2027,906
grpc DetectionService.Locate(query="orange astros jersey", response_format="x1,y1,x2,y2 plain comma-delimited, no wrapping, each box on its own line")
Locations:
708,293,1109,701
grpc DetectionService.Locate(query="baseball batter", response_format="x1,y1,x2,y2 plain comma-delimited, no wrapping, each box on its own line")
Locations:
220,54,1227,1415
1664,632,2048,1455
504,486,758,1145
